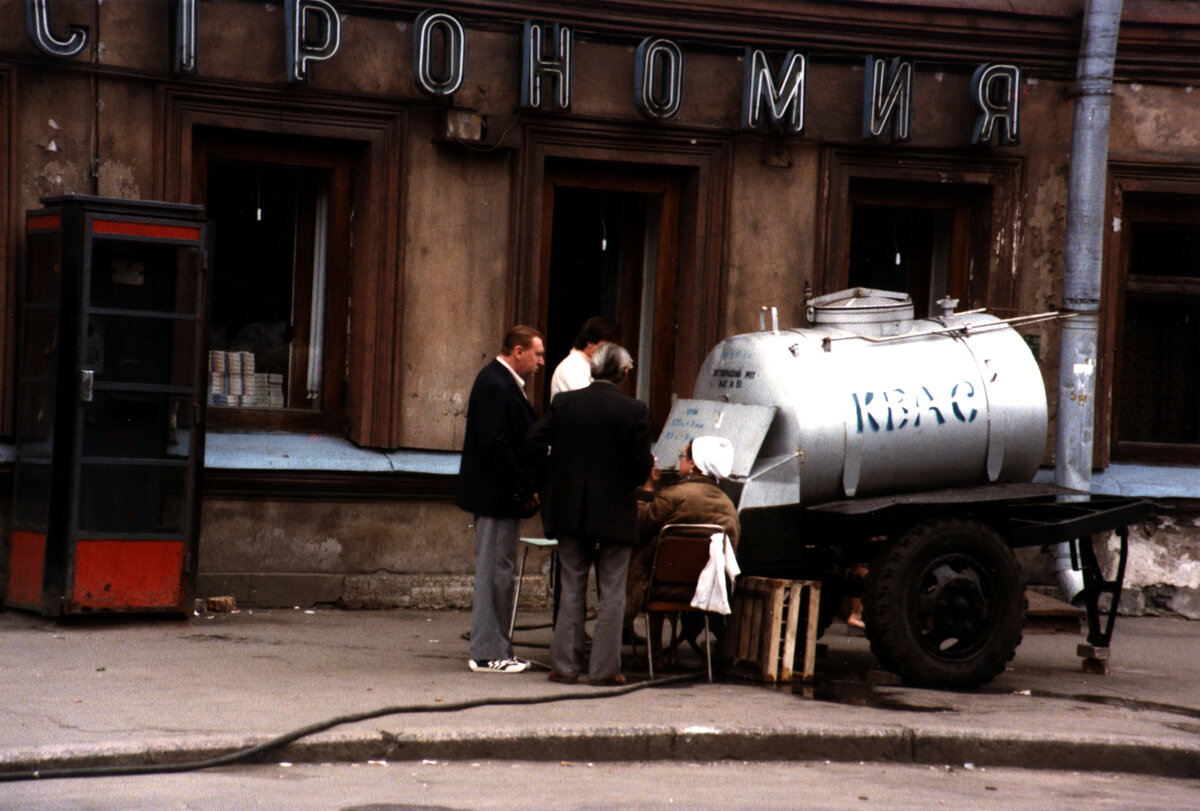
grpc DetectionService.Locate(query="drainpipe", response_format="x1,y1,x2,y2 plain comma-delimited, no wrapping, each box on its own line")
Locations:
1053,0,1123,604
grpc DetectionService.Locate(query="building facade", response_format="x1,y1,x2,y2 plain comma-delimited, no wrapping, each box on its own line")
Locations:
1,0,1198,615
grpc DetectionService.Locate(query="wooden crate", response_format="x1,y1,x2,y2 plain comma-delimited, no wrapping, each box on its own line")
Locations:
724,576,821,682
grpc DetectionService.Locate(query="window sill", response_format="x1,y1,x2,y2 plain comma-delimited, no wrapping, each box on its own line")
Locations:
203,431,459,474
201,432,460,502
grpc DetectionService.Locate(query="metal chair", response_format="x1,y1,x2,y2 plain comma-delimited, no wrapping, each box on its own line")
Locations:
639,523,729,682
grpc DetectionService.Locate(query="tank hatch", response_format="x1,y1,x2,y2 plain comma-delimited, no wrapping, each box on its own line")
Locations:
806,287,914,337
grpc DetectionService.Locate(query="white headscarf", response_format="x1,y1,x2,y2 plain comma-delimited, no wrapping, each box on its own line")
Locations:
690,436,734,479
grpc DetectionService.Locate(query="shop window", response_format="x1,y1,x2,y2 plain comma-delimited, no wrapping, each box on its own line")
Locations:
195,136,349,433
1110,198,1200,462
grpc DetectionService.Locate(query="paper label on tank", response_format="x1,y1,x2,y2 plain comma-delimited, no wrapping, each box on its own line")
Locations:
711,367,757,390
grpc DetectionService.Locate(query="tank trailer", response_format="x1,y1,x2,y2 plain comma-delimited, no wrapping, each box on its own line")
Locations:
654,288,1150,688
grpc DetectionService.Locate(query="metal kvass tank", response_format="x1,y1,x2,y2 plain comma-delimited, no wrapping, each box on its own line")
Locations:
686,288,1047,511
655,288,1151,690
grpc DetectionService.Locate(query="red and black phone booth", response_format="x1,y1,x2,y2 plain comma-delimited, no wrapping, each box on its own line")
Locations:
7,195,207,615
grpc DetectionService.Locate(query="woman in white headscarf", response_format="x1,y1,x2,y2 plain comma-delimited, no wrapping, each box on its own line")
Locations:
625,436,741,663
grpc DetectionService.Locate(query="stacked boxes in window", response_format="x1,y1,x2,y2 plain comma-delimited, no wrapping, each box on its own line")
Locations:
208,350,226,404
228,352,244,399
267,374,284,408
208,350,268,407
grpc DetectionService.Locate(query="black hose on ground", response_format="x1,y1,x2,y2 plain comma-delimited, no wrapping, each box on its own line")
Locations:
0,671,704,783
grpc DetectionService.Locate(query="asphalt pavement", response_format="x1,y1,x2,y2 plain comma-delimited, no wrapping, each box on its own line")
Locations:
0,604,1197,782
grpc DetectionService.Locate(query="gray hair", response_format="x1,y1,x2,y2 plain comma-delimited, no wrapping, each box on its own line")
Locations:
589,343,633,384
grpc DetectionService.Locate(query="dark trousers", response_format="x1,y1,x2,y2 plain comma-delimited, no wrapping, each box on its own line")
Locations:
551,534,632,681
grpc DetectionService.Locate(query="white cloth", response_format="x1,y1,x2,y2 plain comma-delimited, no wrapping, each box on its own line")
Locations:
549,349,592,399
690,531,741,615
690,436,734,479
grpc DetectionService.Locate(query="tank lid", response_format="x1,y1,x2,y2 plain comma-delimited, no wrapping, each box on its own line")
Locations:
806,287,914,326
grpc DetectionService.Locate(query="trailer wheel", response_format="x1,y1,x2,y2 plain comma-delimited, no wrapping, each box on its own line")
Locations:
863,517,1024,689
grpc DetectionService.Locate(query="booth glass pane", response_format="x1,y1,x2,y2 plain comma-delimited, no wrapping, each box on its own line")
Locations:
17,383,56,447
86,313,175,385
82,393,192,461
90,240,199,314
25,231,60,305
21,308,58,381
12,461,51,530
77,464,187,536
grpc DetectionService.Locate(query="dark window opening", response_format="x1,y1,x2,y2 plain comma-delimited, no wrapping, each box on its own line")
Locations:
207,160,326,412
193,131,350,434
843,181,981,318
847,204,954,318
1114,211,1200,454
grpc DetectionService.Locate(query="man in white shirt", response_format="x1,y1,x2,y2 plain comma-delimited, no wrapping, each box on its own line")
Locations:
549,316,622,399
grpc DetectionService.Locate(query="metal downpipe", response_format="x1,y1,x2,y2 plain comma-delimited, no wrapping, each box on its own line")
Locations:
1054,0,1123,604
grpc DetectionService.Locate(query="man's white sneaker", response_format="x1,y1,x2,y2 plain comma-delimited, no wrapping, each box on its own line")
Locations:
469,657,529,673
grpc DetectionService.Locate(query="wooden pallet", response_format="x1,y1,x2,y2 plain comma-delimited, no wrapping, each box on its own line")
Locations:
724,576,821,682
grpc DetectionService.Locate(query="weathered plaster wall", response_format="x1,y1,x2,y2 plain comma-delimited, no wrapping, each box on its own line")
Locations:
398,110,516,451
1009,76,1075,464
1074,501,1200,620
1116,502,1200,619
1111,82,1200,156
96,78,152,200
724,138,821,334
197,497,552,608
17,72,92,213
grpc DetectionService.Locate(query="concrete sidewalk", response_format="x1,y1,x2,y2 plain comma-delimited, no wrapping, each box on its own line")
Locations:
0,607,1198,780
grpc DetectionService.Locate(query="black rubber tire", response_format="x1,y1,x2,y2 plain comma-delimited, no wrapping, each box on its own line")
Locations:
862,517,1025,689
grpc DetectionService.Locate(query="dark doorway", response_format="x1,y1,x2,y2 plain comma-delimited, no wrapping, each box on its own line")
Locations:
848,205,952,318
540,165,680,429
546,187,645,396
844,181,979,317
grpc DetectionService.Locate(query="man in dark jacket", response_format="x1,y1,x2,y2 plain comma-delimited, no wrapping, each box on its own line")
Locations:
457,326,544,674
526,343,653,685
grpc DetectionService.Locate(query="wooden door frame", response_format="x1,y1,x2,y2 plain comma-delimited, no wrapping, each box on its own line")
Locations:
515,121,730,430
159,87,407,448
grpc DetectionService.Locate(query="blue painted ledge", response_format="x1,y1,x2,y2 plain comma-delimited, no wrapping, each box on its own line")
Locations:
0,434,460,475
3,438,1197,497
1033,464,1200,499
203,432,460,475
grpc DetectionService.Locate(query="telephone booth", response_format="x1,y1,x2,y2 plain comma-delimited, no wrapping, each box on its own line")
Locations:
7,195,208,615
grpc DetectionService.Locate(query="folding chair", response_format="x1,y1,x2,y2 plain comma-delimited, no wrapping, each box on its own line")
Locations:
638,523,729,682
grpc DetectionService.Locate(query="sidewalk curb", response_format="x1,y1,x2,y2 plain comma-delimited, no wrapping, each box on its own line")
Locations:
3,726,1198,780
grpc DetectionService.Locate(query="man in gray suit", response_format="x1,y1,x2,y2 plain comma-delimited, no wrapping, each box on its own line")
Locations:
526,344,653,685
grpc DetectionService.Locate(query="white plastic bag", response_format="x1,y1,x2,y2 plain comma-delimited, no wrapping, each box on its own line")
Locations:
690,532,741,615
